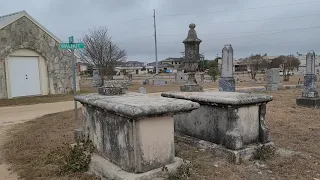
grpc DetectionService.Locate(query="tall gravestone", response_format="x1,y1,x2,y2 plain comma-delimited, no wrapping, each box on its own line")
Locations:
266,68,281,91
180,23,203,92
92,67,102,87
219,44,235,92
296,51,320,108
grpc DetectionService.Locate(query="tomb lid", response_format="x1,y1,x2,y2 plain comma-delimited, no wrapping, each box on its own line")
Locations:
161,91,273,105
75,93,200,117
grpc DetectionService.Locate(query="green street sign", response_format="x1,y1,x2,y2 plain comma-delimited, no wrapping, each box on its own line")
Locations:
59,43,84,49
69,36,74,43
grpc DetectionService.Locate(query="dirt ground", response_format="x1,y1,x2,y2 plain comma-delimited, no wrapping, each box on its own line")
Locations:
0,101,82,180
0,74,306,107
2,88,320,180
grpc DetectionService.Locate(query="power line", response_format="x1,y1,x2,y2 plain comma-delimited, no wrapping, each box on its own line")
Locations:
156,25,320,43
159,13,320,27
107,17,150,26
158,0,320,16
226,37,320,49
158,25,320,38
113,24,320,44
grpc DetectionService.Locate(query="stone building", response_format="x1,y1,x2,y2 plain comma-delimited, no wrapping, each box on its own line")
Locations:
0,10,79,99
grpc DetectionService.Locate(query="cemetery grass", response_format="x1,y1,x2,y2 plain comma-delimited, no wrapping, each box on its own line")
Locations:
3,88,320,180
0,75,304,107
2,110,99,180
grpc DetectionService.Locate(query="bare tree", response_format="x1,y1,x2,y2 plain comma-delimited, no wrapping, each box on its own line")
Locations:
244,54,269,80
80,27,127,86
270,55,300,81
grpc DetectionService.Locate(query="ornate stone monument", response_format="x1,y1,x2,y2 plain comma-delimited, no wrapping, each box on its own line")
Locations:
180,23,203,92
219,44,235,92
91,66,102,87
296,51,320,108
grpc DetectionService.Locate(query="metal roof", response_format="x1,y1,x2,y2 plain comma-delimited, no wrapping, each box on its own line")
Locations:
0,10,62,43
0,10,85,60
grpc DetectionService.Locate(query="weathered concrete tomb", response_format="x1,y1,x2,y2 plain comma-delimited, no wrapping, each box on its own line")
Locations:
162,91,274,163
75,93,200,180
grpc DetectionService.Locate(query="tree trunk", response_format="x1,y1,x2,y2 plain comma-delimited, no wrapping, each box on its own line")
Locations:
283,69,290,81
99,68,105,86
251,71,257,80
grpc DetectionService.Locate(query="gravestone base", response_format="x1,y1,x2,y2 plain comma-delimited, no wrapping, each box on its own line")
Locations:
266,83,281,91
219,77,235,92
180,84,203,92
90,154,183,180
176,133,275,164
296,97,320,109
302,75,318,98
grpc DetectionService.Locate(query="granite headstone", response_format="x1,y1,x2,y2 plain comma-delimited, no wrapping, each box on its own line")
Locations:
219,44,235,92
265,68,281,91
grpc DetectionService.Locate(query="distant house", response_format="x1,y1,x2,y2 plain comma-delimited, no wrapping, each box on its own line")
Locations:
115,61,146,75
147,61,177,73
77,62,90,73
160,57,184,72
147,57,185,73
0,10,80,99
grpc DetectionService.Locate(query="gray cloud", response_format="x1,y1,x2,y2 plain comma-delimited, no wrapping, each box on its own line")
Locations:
0,0,319,62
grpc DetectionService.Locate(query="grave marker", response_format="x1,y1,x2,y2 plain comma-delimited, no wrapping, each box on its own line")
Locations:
219,44,235,92
296,50,320,108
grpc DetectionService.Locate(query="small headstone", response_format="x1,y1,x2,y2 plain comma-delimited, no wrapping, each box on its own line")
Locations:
98,85,126,96
92,67,102,87
139,87,147,94
265,68,281,91
142,79,149,85
153,79,167,86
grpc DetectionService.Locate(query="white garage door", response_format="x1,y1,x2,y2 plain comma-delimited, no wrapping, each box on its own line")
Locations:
8,56,41,98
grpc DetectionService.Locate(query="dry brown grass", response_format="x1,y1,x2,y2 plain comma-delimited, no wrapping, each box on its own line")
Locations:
2,110,98,180
0,74,308,107
3,88,320,180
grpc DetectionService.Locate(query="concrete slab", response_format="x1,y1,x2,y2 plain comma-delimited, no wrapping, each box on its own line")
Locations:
296,97,320,109
176,133,275,164
89,154,183,180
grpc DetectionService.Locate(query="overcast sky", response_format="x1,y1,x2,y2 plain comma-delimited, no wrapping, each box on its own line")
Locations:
1,0,319,62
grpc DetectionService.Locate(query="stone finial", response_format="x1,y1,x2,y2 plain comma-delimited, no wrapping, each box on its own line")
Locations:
306,50,315,75
183,23,202,43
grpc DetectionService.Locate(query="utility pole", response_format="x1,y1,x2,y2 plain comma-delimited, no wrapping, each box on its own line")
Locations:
153,9,159,74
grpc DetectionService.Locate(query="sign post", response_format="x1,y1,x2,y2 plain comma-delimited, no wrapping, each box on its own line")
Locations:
60,37,85,142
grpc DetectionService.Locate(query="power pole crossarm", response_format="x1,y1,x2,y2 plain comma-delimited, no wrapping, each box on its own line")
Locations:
153,9,159,75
